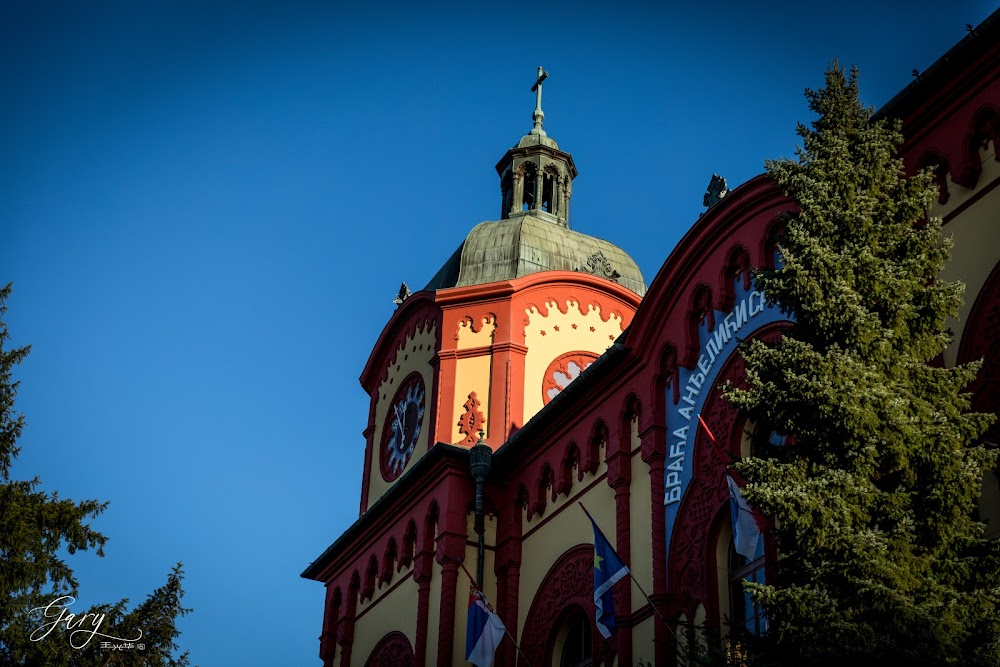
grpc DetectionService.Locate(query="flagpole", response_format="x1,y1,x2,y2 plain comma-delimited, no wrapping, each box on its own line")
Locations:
697,413,740,464
458,558,533,667
580,505,710,662
578,503,672,628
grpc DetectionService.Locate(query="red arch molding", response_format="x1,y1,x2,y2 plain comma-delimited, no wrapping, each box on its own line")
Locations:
363,630,414,667
519,544,616,666
957,260,1000,445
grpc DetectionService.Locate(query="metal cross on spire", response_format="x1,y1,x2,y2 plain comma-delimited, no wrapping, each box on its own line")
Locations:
530,66,549,136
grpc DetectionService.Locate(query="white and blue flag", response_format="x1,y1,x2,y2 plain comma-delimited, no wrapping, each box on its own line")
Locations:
590,517,630,638
465,588,505,667
727,472,762,560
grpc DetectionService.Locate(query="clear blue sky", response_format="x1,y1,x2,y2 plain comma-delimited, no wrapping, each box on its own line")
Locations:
2,1,996,665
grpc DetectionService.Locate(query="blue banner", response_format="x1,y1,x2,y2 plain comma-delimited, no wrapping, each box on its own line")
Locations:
663,281,788,583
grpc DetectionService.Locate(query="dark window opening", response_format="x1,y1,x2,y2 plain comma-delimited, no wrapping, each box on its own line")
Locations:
746,419,794,455
542,173,555,213
522,163,537,211
559,610,592,667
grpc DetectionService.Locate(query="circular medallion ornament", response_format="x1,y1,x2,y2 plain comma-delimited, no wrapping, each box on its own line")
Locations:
380,374,426,482
542,351,600,405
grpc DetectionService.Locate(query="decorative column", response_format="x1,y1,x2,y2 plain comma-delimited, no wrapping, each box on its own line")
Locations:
359,410,377,512
320,589,340,667
320,629,335,667
338,582,359,667
561,177,571,226
494,536,522,667
436,532,467,666
414,552,433,665
511,172,523,215
432,347,459,446
533,161,543,211
607,449,633,667
488,340,528,443
641,423,668,667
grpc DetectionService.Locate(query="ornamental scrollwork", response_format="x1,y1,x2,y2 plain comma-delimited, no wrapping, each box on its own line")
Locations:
583,251,622,281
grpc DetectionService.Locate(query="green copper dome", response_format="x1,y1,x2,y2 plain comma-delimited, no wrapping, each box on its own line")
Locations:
425,216,646,296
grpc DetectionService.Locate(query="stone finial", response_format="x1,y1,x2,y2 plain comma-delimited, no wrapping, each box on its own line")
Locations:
393,282,411,306
703,174,730,208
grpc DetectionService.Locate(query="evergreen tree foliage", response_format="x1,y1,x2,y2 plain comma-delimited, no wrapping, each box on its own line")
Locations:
0,283,191,666
725,65,1000,666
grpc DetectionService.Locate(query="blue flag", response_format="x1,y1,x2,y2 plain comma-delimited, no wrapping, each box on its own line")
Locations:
727,472,762,560
590,517,630,638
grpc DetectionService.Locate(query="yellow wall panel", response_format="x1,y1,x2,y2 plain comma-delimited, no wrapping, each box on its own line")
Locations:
938,153,1000,367
517,474,616,635
349,573,419,666
456,314,497,350
523,298,625,421
452,354,492,443
368,323,437,504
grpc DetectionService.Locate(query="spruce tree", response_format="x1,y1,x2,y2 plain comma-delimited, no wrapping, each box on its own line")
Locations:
725,66,1000,666
0,283,191,666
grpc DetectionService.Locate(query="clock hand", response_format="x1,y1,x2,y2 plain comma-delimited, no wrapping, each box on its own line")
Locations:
394,406,405,439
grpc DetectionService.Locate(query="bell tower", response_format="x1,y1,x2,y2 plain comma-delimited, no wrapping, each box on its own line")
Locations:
496,67,578,227
359,67,646,513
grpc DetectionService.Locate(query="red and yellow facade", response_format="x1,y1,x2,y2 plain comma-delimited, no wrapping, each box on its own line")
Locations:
303,12,1000,666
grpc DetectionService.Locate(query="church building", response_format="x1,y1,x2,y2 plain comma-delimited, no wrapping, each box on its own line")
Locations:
302,12,1000,666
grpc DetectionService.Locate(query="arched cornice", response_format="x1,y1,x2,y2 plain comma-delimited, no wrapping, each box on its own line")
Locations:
400,520,417,570
622,392,642,421
719,243,752,312
917,149,953,204
684,283,715,369
879,15,1000,192
892,72,1000,194
433,269,643,309
624,175,788,359
321,586,343,664
362,554,378,601
585,419,608,476
379,538,398,585
361,291,440,392
955,105,999,189
515,482,529,513
561,440,582,491
528,463,556,520
301,447,469,592
759,216,785,271
424,499,440,551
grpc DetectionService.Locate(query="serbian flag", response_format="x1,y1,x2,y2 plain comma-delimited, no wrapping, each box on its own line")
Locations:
465,588,505,667
727,472,762,560
590,517,630,638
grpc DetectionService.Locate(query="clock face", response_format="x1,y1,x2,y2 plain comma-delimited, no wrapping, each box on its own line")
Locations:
380,375,426,482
